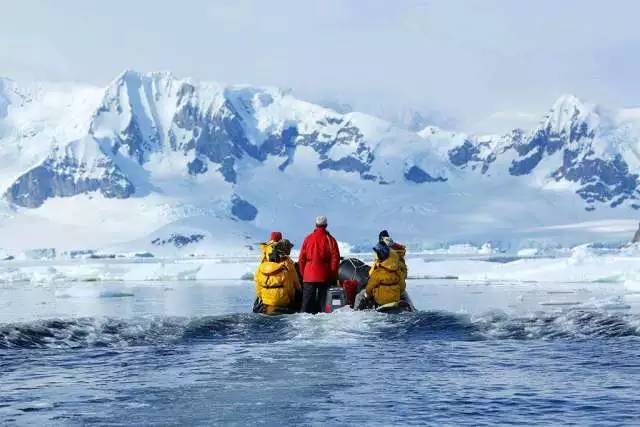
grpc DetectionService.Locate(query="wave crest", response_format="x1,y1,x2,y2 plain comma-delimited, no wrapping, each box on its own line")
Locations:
1,309,639,350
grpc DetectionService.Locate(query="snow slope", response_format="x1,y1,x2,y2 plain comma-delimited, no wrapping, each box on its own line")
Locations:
1,71,640,254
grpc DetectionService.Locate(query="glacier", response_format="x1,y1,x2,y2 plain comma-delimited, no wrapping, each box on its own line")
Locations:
1,71,640,255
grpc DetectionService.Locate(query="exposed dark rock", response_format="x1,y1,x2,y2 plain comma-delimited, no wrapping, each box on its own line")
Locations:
89,253,116,259
448,134,511,175
134,252,155,258
66,250,96,259
404,166,447,183
151,233,205,248
313,123,374,177
231,195,258,221
260,126,298,159
187,157,208,175
118,116,160,164
319,156,371,174
183,102,245,183
448,140,480,167
5,154,135,208
510,107,594,176
552,151,639,208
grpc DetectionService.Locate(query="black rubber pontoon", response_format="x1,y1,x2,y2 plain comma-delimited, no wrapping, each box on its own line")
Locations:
338,257,371,292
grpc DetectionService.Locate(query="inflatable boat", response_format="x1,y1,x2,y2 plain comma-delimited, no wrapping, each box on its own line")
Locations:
322,257,416,314
253,257,415,315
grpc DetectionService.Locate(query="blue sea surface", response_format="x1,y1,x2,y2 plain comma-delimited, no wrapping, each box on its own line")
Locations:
1,280,640,425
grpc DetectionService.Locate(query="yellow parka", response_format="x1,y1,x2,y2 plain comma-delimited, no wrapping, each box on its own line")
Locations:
255,243,300,308
255,241,280,294
392,245,408,280
366,250,406,306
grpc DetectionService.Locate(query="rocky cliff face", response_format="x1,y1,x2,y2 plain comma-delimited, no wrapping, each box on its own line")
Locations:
507,95,640,209
5,138,134,208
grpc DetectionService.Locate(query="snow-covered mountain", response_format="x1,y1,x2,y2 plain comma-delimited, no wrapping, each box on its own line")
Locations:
1,70,640,254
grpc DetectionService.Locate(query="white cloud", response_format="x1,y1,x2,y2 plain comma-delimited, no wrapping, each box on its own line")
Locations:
0,0,639,130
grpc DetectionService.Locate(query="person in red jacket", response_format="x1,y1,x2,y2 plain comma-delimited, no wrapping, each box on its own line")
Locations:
298,215,340,313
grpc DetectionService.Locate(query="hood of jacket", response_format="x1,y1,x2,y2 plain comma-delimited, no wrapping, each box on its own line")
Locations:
375,250,400,272
259,261,286,275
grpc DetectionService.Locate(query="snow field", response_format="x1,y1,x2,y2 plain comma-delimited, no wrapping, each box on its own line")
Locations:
1,244,640,292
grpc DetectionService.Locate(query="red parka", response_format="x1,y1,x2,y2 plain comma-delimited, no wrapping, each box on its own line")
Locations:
298,227,340,284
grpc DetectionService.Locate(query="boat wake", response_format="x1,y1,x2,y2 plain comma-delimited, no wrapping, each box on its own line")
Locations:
1,309,639,350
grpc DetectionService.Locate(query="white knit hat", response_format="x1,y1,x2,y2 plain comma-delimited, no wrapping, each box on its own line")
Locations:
315,215,328,226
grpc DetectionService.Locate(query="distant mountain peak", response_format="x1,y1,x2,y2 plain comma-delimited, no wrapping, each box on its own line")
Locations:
551,93,586,110
115,69,176,83
542,94,599,138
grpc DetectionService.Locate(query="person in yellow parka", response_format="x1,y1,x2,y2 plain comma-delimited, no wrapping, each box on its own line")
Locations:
378,230,407,280
365,242,406,307
260,231,283,261
254,235,301,315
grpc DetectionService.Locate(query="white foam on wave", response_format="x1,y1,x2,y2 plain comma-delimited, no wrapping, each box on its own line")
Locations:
283,309,391,345
0,316,193,349
472,308,640,340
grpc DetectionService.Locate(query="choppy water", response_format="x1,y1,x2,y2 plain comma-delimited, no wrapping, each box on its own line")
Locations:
2,280,640,425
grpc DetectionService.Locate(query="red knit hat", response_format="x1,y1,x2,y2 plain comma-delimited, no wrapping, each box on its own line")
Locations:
270,231,282,242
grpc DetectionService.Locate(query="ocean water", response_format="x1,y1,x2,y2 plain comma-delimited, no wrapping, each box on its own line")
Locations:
2,279,640,426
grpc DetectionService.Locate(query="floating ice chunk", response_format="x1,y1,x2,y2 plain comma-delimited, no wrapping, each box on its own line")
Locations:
55,285,134,298
517,248,539,257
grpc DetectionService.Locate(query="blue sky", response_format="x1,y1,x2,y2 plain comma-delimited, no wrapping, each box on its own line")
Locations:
2,0,639,132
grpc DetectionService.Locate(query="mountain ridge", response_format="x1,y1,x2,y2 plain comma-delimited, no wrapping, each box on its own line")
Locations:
1,70,639,252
